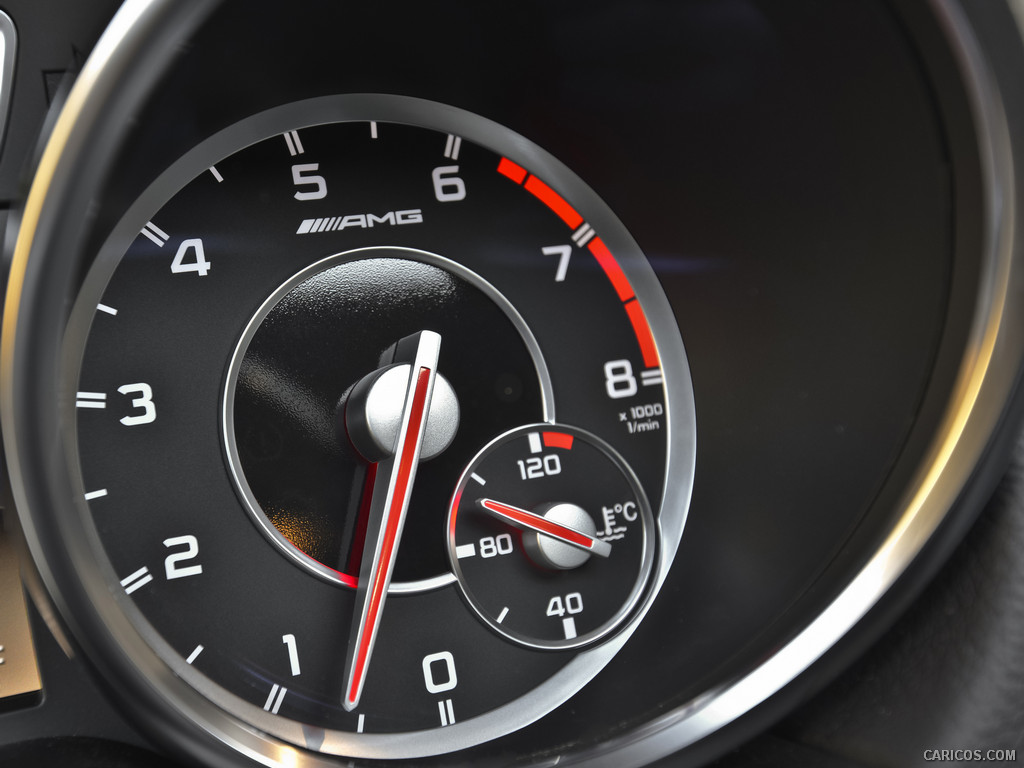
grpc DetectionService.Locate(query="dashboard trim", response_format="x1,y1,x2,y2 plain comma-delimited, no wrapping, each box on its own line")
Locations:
563,0,1024,763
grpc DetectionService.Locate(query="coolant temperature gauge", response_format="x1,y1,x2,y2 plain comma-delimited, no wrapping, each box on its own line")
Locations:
448,424,656,649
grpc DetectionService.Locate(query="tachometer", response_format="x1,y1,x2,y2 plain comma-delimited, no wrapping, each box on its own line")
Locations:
53,95,695,758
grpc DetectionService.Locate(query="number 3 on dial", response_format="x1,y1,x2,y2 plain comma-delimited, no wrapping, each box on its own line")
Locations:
118,383,156,426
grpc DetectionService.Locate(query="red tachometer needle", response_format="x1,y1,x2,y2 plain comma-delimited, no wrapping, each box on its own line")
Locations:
342,331,440,711
478,498,612,558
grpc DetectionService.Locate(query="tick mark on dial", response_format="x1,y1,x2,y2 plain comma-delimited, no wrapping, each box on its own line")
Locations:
140,221,169,247
264,684,287,714
120,567,152,595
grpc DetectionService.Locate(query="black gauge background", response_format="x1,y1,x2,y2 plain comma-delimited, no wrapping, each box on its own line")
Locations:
232,254,547,583
19,0,1008,766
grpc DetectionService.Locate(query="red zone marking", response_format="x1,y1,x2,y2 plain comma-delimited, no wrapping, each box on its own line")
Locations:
624,300,659,369
523,176,583,229
347,366,432,707
542,431,574,451
497,157,528,184
497,157,660,369
587,237,633,302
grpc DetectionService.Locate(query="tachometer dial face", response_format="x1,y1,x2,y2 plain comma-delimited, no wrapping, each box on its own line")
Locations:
66,95,696,758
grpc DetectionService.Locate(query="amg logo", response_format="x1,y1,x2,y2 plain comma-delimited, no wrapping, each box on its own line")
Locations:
296,209,423,235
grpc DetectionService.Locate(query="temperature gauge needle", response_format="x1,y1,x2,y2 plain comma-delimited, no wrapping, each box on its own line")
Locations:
478,498,612,558
343,331,440,711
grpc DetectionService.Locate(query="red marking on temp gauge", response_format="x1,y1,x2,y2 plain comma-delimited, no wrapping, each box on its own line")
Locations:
542,431,574,451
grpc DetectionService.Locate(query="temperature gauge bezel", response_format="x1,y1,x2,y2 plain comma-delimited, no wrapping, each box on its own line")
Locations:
447,423,657,651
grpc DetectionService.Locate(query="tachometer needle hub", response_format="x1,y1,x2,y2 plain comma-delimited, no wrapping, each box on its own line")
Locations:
342,330,441,711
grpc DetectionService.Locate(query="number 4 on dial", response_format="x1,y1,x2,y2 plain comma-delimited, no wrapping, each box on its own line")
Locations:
170,238,210,276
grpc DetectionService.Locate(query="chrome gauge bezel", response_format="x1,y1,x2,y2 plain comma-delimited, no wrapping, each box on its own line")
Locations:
446,423,657,651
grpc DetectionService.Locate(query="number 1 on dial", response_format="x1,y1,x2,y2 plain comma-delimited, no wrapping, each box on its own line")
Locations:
282,633,301,676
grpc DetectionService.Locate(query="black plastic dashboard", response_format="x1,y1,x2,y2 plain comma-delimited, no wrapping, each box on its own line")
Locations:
1,2,1024,767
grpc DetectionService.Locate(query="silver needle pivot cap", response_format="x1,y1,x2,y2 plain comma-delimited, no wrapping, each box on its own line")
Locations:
346,363,460,462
